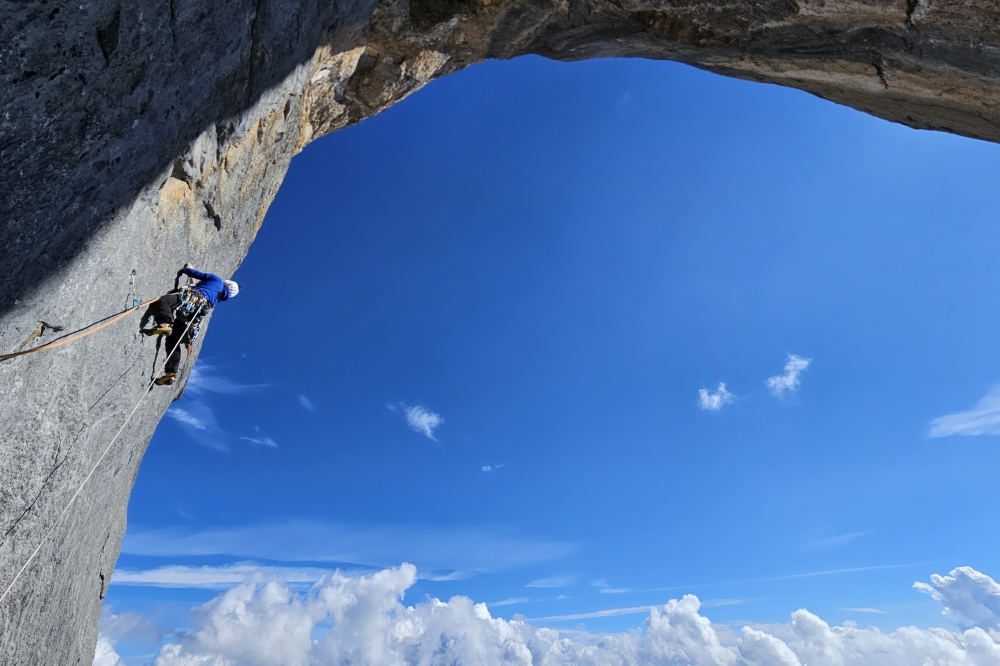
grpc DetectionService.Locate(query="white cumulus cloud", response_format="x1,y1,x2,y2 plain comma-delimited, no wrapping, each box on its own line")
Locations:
928,387,1000,437
125,564,1000,666
92,636,121,666
765,354,811,397
915,566,1000,629
699,383,735,411
405,404,444,440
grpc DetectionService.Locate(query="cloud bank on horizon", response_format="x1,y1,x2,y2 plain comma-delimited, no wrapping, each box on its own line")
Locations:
97,565,1000,666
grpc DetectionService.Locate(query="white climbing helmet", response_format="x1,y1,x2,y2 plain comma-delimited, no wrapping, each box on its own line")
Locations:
224,280,240,298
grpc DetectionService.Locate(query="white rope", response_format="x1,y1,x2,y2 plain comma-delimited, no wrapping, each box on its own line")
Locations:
0,304,205,606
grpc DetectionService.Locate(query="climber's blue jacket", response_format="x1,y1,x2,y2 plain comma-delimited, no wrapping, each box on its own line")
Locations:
182,267,230,305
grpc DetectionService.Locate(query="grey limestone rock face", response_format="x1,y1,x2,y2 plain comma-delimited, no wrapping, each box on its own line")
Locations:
3,0,1000,663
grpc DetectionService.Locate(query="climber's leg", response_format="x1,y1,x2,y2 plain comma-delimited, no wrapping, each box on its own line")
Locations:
141,293,180,335
156,312,191,385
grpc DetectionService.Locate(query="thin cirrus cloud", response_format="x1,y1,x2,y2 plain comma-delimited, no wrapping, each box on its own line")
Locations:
591,579,630,594
765,353,812,397
121,520,576,576
168,363,275,451
96,565,1000,666
166,402,229,452
488,597,531,607
804,531,868,551
698,382,734,411
187,363,270,395
928,386,1000,437
526,575,575,588
298,395,316,412
240,435,277,448
111,562,338,589
841,607,889,614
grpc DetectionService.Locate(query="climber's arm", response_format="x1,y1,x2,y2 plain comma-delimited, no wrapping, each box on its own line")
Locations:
180,264,212,281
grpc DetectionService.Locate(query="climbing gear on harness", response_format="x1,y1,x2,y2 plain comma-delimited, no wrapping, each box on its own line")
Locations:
142,324,172,336
175,287,208,316
154,373,177,386
171,287,212,348
224,280,239,298
0,298,160,363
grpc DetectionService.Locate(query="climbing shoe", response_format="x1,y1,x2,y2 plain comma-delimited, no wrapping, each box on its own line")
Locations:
142,324,172,336
154,373,177,386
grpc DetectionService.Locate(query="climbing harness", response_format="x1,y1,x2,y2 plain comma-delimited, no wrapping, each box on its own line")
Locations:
0,298,161,363
171,287,212,351
0,303,205,607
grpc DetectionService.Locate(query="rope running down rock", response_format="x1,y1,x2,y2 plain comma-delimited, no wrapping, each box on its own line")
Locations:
0,298,161,363
0,303,205,606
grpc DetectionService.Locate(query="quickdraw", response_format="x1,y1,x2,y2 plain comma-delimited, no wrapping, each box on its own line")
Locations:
126,269,139,309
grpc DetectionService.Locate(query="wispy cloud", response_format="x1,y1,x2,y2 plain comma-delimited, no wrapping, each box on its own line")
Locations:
167,406,209,431
700,598,744,608
488,597,531,607
298,395,315,412
111,562,337,589
187,363,269,395
527,576,575,588
841,607,888,614
532,605,652,622
166,402,228,451
121,521,575,575
765,353,811,397
804,531,868,550
404,404,444,440
168,364,273,451
647,563,927,593
699,382,734,411
591,579,630,594
928,386,1000,437
481,464,504,472
240,435,277,448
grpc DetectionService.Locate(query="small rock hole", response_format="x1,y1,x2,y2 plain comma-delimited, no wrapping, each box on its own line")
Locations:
96,7,121,65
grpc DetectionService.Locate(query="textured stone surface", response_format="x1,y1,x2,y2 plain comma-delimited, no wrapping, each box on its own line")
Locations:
3,0,1000,663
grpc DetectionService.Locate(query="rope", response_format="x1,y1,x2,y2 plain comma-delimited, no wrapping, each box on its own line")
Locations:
0,304,205,606
0,298,161,363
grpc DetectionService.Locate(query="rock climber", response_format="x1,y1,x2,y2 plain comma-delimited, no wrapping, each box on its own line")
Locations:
140,263,239,386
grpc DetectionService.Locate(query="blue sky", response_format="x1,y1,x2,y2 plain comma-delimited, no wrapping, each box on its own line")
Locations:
102,55,1000,664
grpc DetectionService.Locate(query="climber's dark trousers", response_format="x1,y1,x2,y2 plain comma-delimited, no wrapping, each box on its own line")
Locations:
143,294,192,376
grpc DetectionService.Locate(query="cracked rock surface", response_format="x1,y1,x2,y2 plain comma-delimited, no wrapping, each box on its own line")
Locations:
3,0,1000,662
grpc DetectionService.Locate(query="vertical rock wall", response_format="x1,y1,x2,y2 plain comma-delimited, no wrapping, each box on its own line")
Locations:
3,0,1000,663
